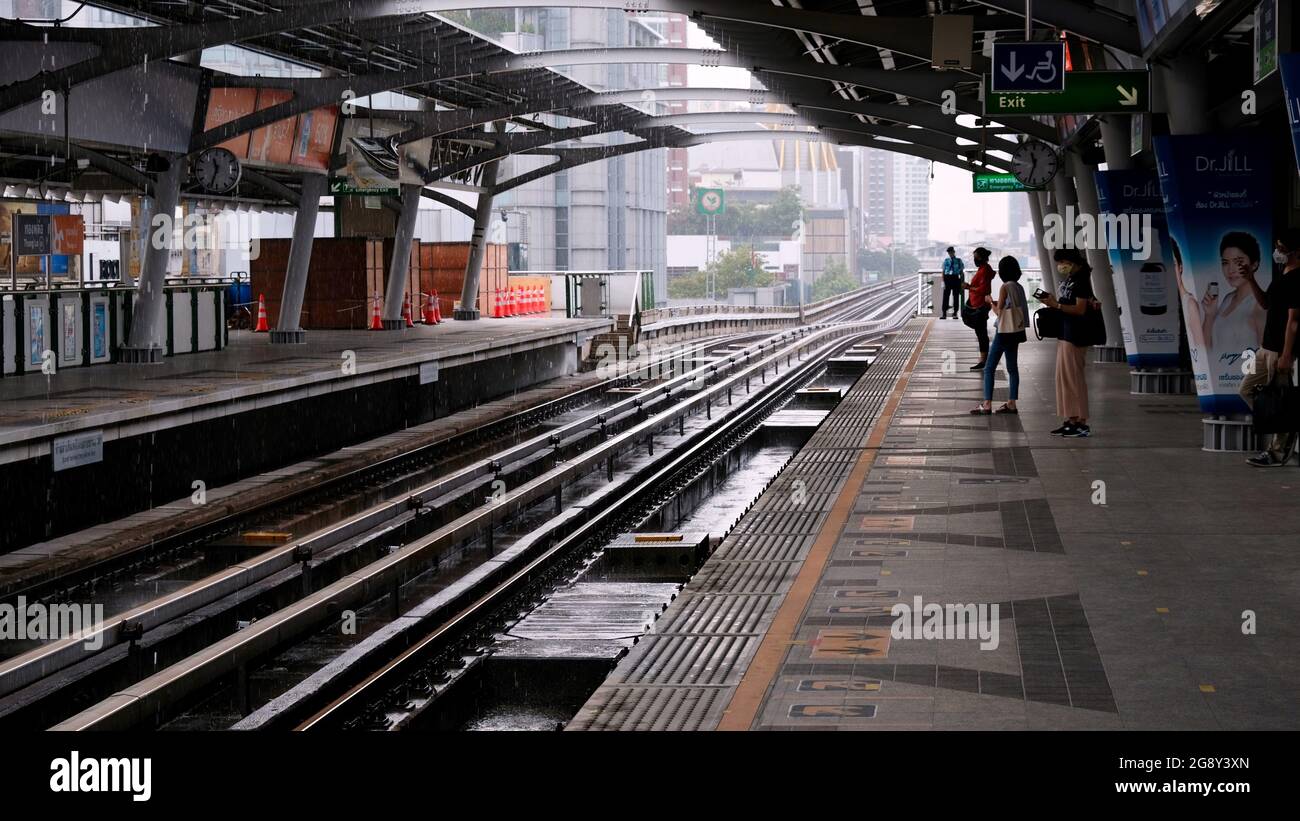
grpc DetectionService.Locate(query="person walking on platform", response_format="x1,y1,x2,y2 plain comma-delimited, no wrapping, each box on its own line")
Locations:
962,247,994,370
971,256,1028,415
1040,249,1101,438
941,246,965,319
1240,228,1300,467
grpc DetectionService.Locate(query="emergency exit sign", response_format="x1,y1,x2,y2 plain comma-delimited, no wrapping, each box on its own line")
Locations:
972,173,1042,193
984,70,1150,117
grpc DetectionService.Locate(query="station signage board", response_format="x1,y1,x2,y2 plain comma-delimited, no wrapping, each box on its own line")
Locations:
990,42,1065,93
972,173,1042,193
984,71,1149,117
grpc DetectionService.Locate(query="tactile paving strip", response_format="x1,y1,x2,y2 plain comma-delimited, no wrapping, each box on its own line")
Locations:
569,320,926,731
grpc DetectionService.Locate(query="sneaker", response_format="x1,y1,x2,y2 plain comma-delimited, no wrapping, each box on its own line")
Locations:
1247,452,1285,467
1050,422,1075,436
968,361,986,371
1063,423,1091,438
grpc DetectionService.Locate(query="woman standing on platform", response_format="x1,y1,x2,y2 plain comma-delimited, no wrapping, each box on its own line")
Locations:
963,246,994,371
971,256,1028,415
1040,248,1102,438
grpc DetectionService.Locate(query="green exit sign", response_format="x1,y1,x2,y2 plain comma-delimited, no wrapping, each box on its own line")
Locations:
984,70,1150,117
972,173,1042,193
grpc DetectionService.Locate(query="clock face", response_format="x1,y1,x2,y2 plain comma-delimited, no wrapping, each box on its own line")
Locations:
194,148,242,194
1010,140,1059,188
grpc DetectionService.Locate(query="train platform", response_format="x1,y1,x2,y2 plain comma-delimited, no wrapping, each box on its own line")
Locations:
0,316,611,465
571,317,1300,731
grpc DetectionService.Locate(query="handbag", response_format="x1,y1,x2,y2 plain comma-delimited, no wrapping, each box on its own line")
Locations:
960,297,988,328
997,287,1026,334
1075,303,1108,347
1034,306,1063,339
1252,384,1300,435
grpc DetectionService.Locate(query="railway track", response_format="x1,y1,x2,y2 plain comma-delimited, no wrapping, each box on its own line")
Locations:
0,280,914,731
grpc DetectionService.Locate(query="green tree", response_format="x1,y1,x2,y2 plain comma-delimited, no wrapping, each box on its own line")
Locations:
667,246,775,299
857,247,920,279
811,258,860,300
669,186,804,241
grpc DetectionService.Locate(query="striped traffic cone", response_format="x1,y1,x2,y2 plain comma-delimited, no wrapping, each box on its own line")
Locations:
254,293,270,332
422,293,437,325
433,291,443,324
369,292,383,330
492,289,505,318
402,293,415,328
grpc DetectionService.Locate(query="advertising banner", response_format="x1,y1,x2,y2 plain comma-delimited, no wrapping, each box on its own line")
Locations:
1094,169,1180,368
1155,133,1274,414
1282,53,1300,170
201,88,337,172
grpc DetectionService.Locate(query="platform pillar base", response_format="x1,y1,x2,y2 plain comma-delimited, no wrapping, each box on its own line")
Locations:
380,319,407,330
1094,345,1126,363
269,329,307,345
1203,415,1258,452
1129,369,1194,395
117,345,164,364
454,308,480,320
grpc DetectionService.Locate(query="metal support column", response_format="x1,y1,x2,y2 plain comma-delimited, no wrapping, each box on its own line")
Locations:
1030,191,1058,295
381,183,422,329
456,159,500,321
1158,52,1213,136
271,173,327,344
1070,151,1124,355
120,157,183,363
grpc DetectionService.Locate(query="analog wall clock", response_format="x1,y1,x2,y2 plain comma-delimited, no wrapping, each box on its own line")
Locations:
1010,140,1060,188
194,147,242,194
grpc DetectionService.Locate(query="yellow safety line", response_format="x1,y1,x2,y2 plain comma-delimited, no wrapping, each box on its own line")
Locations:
715,318,933,730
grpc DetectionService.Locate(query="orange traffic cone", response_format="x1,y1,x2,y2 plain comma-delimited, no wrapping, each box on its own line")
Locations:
422,293,437,325
533,286,542,314
402,293,415,328
369,292,383,330
492,289,504,318
508,287,518,317
433,290,443,324
254,293,270,332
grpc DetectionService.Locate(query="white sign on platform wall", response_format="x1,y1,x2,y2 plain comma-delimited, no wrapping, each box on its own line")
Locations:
52,430,104,472
419,361,439,385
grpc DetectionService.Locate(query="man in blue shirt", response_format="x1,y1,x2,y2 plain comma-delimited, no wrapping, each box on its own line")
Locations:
941,246,965,319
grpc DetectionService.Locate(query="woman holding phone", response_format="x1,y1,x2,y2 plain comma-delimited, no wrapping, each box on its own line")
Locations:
1039,249,1101,438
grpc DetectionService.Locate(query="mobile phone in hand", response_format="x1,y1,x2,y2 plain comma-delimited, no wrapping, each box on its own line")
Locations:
1033,288,1050,300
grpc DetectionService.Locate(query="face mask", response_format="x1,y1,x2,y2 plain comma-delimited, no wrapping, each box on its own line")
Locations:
1275,249,1290,265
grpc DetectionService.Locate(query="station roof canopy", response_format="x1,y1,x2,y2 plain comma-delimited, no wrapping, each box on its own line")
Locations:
0,1,1153,205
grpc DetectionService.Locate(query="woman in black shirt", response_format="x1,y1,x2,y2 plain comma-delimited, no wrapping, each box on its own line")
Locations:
1040,249,1101,438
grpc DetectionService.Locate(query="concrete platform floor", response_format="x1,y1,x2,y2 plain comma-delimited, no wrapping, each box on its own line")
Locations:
0,316,610,463
576,317,1300,731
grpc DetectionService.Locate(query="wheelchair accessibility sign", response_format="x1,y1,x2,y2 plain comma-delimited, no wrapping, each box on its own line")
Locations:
991,42,1065,93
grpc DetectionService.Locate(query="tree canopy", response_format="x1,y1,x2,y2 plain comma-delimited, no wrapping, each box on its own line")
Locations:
857,247,921,279
669,186,803,241
668,246,776,299
811,258,860,301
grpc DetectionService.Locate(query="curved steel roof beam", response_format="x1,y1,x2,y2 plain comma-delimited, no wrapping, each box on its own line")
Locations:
197,46,1032,152
494,128,996,194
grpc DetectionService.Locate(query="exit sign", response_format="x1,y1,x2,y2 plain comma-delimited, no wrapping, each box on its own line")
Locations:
984,70,1150,117
972,173,1042,193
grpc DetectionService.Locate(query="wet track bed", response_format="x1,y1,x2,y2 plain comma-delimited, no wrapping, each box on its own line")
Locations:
5,282,914,731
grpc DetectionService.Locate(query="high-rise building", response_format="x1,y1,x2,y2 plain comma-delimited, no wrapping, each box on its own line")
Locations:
861,148,930,252
489,8,669,304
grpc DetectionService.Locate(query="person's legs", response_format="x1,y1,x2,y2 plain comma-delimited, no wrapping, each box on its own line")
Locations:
1054,340,1071,420
942,282,956,317
1004,340,1020,403
1239,348,1273,410
971,311,989,367
1072,344,1089,423
982,334,1004,404
1265,353,1296,459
